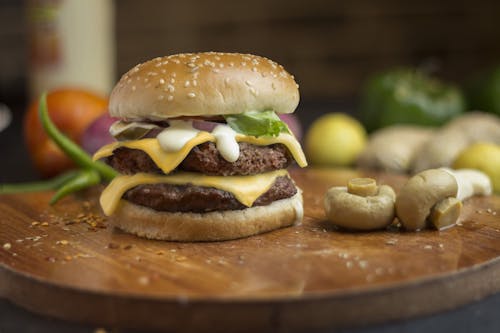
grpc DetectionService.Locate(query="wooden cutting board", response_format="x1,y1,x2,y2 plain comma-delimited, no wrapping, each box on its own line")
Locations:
1,168,500,332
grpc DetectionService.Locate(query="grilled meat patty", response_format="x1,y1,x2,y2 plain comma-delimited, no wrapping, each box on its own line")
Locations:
123,176,297,213
106,142,294,176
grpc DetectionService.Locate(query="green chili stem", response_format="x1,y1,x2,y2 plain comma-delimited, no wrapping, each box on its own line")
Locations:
50,169,101,205
38,93,117,181
0,170,80,194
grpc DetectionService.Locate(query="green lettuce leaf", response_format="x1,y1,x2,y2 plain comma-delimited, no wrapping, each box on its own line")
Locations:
224,111,290,137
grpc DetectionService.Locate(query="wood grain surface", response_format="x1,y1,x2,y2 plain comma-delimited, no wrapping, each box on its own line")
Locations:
1,168,500,332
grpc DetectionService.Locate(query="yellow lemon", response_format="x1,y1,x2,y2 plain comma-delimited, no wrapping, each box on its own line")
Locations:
305,113,367,166
453,142,500,193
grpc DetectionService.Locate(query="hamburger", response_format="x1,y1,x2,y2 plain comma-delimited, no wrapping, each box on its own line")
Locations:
93,52,307,241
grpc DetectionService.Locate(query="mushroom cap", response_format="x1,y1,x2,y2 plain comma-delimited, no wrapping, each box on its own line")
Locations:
324,185,396,230
395,169,458,231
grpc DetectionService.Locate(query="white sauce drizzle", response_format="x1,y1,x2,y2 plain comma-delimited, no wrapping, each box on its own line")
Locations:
157,120,200,152
156,120,241,163
212,124,240,162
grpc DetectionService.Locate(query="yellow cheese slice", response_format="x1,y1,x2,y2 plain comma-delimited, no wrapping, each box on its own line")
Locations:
100,170,289,216
93,132,307,175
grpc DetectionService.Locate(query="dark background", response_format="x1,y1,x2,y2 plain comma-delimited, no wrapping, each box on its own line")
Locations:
1,0,500,332
2,0,500,109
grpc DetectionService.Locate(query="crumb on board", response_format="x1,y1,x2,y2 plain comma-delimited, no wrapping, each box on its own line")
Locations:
106,242,120,249
3,243,11,250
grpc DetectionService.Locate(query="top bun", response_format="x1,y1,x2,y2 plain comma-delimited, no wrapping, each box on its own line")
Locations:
109,52,300,120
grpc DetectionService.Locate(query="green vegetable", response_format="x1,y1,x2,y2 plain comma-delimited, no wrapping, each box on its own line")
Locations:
467,65,500,116
0,170,79,194
50,169,101,204
359,68,466,132
224,110,290,137
38,93,117,181
1,93,118,204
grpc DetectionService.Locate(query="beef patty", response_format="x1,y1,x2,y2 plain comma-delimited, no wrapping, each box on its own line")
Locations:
123,176,297,213
106,142,294,176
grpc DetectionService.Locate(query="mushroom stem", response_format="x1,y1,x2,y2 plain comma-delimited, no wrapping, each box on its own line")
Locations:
347,178,378,197
441,168,492,200
429,197,462,230
324,179,396,231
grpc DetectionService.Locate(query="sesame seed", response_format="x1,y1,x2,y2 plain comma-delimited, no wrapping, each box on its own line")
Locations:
162,61,168,65
167,95,174,101
250,87,258,96
271,83,276,90
271,63,277,69
229,62,235,67
172,72,177,77
161,69,166,74
170,78,175,84
214,56,221,61
172,59,180,64
187,63,196,68
184,81,190,87
245,80,253,86
224,77,230,84
192,80,198,87
167,84,175,92
144,78,149,83
219,63,224,68
132,86,136,91
212,69,220,73
3,243,11,250
159,78,165,84
243,56,251,61
252,67,257,72
187,92,196,98
127,79,132,84
241,62,247,66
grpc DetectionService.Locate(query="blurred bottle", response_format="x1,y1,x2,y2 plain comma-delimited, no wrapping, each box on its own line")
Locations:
27,0,115,99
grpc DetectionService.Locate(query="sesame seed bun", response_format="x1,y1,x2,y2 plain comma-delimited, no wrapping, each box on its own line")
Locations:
110,192,303,241
109,52,300,120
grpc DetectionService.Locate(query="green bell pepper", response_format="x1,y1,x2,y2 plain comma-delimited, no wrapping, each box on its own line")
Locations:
467,65,500,116
359,68,466,132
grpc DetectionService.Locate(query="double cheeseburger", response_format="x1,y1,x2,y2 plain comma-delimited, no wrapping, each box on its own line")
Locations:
93,52,307,241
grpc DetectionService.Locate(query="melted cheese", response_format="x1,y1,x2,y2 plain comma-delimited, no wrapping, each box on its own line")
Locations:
93,132,307,175
100,170,289,216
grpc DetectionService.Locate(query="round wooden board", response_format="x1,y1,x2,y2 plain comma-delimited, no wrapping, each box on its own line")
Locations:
1,168,500,332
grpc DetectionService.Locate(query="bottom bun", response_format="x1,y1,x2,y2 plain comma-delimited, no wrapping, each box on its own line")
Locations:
110,191,303,241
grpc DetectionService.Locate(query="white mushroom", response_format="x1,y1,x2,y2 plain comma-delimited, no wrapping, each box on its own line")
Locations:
324,178,396,231
396,169,459,231
396,168,492,231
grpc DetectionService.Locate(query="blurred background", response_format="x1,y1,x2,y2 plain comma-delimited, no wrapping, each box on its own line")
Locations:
1,0,500,180
2,0,500,111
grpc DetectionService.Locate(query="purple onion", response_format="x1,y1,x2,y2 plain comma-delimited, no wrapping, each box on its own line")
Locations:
81,114,118,154
192,119,220,132
279,114,302,140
